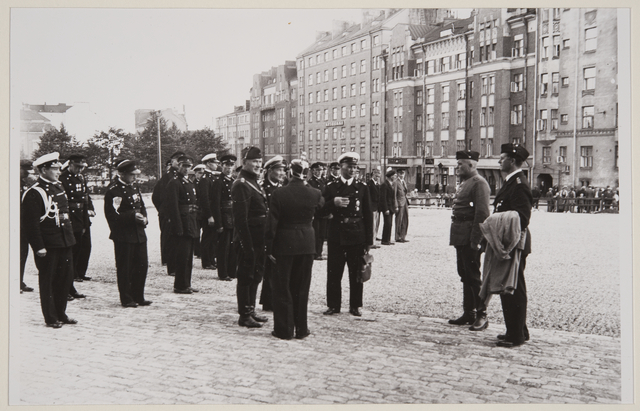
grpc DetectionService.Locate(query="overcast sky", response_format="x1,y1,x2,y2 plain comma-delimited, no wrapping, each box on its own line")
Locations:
11,8,471,139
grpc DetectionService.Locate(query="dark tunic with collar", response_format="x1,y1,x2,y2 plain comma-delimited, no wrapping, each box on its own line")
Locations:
450,174,491,247
165,173,199,238
231,169,268,251
321,177,373,247
104,177,148,243
493,170,533,254
59,169,94,233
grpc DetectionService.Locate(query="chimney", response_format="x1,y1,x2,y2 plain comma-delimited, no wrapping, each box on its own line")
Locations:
315,31,330,41
332,20,349,38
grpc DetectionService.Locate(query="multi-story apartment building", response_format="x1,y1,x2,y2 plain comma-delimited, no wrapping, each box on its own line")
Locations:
249,62,298,162
533,8,618,191
296,9,451,174
215,101,251,161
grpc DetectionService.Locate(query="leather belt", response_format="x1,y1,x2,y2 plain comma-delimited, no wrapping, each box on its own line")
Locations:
341,217,362,224
451,215,474,222
248,215,266,226
221,200,233,208
179,204,199,213
280,222,312,229
68,202,85,210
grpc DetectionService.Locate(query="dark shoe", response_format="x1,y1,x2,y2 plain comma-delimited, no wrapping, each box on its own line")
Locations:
173,288,193,294
349,307,362,317
251,311,269,322
295,329,311,339
238,315,263,328
469,314,489,331
497,334,530,342
168,272,176,277
314,256,325,261
496,340,525,348
271,331,292,340
370,245,380,249
74,277,83,282
80,276,91,281
448,312,476,325
67,294,74,301
21,285,34,292
219,277,232,281
202,265,216,270
381,242,395,245
71,292,86,299
46,322,63,329
61,318,78,324
122,301,138,308
136,300,153,306
188,287,199,293
323,307,340,315
376,237,382,241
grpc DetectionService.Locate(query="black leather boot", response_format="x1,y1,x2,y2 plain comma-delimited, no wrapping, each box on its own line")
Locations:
238,306,263,328
448,311,476,325
469,311,489,331
249,306,268,322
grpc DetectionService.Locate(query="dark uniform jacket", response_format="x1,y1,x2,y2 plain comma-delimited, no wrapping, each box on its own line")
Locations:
367,178,380,212
307,176,327,219
321,177,374,247
379,180,396,214
450,174,491,247
197,169,220,222
212,173,234,229
493,170,533,254
263,177,282,208
266,178,323,255
104,176,148,243
151,168,179,217
22,177,76,251
231,169,268,251
165,173,199,238
59,169,94,232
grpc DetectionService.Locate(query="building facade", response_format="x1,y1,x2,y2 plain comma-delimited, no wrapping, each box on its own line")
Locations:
215,102,251,161
532,8,618,191
135,107,188,134
249,63,298,162
296,9,452,175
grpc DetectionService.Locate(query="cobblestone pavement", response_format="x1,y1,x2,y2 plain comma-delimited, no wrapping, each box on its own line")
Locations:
16,276,621,405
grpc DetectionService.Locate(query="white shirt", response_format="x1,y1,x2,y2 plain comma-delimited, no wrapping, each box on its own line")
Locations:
340,176,354,186
505,168,523,182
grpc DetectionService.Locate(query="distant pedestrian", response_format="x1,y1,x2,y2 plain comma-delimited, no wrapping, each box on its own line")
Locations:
232,146,269,328
321,152,373,317
448,150,491,331
104,159,151,307
367,167,382,246
393,169,409,243
22,152,77,328
379,168,397,246
266,158,324,339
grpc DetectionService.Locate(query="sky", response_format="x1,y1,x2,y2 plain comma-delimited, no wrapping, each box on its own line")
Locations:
11,7,471,140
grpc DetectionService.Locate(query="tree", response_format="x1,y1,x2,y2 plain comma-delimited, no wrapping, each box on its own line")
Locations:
31,123,83,161
178,127,229,164
85,127,133,183
133,112,183,178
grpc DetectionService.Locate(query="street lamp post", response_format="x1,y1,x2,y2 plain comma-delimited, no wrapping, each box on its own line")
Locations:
381,49,388,174
156,110,162,179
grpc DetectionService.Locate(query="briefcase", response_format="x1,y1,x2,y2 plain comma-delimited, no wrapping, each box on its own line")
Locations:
358,252,374,283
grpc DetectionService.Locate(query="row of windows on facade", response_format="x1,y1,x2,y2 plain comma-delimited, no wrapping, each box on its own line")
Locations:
304,124,381,142
303,59,382,87
540,145,616,170
535,106,598,131
217,114,250,127
300,35,381,70
302,103,379,123
301,144,381,162
261,89,296,106
304,80,381,104
538,67,596,96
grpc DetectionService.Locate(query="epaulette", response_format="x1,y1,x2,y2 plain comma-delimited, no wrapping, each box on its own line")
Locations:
327,180,336,185
240,177,245,183
361,181,367,186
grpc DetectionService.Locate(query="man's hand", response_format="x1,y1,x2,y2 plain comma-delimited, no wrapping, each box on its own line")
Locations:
88,210,96,217
333,197,349,208
36,248,47,257
268,255,276,264
217,227,224,233
208,216,215,227
135,213,146,225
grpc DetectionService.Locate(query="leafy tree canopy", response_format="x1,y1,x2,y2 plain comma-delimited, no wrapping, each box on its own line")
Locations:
31,124,83,161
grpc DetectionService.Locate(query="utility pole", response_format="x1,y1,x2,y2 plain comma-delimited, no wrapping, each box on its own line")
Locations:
156,110,162,179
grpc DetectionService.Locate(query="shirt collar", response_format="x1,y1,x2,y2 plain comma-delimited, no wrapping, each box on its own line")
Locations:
505,169,523,182
340,175,354,186
117,176,131,186
40,176,58,184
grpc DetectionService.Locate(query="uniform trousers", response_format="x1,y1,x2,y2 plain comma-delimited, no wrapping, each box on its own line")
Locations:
260,259,274,309
312,218,327,257
455,245,485,314
216,227,234,279
193,223,202,258
113,241,148,305
271,254,314,339
172,235,195,291
499,254,529,343
160,215,177,274
200,223,218,268
395,205,409,241
381,213,393,243
20,232,29,288
373,210,381,239
326,241,364,310
34,247,73,325
72,227,92,278
236,224,265,314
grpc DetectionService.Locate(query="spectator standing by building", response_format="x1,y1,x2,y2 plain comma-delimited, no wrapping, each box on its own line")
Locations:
367,167,381,247
379,169,397,246
393,169,409,243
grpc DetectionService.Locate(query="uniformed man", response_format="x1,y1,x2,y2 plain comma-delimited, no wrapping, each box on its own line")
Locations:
448,150,491,331
104,159,151,307
192,164,206,259
165,155,200,294
20,160,37,293
379,169,397,245
308,162,328,260
60,153,95,283
326,162,340,184
393,169,409,243
232,146,269,328
321,152,373,317
260,155,286,311
211,154,237,281
493,143,533,347
152,150,185,276
366,167,382,246
22,152,77,328
266,158,324,339
198,153,221,270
